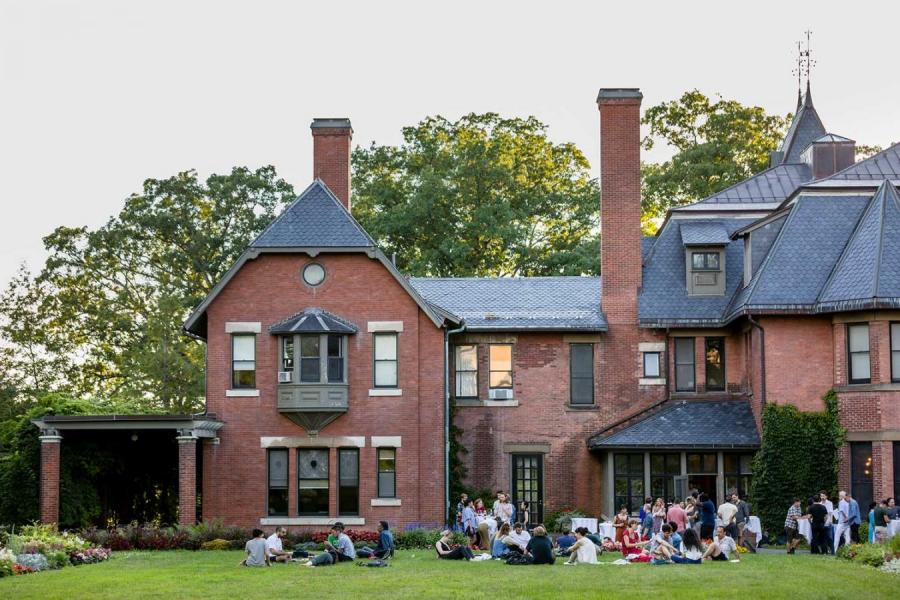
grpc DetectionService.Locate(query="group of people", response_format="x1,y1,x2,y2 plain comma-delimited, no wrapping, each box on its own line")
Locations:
456,491,531,549
783,491,863,555
240,521,395,567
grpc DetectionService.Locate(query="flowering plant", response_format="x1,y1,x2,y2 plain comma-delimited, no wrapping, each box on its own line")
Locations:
69,547,112,566
13,564,36,575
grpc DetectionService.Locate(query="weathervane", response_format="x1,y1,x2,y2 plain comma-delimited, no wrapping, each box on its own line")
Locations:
792,30,815,98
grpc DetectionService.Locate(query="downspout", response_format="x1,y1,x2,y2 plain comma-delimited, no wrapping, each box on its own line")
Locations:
747,315,766,405
444,321,466,524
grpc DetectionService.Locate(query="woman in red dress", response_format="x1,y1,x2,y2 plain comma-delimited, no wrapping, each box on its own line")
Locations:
612,506,629,544
621,519,643,556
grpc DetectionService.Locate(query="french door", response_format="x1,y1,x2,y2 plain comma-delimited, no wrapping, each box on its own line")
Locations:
512,454,543,525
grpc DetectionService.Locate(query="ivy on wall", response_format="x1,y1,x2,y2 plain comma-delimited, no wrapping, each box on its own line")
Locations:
750,390,846,534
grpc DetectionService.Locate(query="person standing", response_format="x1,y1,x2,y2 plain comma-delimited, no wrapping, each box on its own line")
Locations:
717,496,739,540
455,493,468,532
819,491,835,554
461,498,478,547
699,493,716,541
667,501,688,534
613,506,630,543
806,497,829,555
784,498,803,555
651,498,667,534
639,497,652,524
732,493,751,548
867,502,877,543
834,491,851,552
493,492,514,524
846,492,861,543
873,499,891,542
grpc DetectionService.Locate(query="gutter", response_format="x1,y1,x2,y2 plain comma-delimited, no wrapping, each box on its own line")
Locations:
444,321,466,524
747,315,766,406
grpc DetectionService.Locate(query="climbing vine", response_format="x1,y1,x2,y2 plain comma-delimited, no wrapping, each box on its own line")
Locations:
750,390,846,534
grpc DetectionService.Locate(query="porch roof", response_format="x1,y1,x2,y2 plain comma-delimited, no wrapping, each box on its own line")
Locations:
31,414,224,438
588,400,760,450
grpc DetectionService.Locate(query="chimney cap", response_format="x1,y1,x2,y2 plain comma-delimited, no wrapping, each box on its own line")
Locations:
597,88,643,102
311,118,353,131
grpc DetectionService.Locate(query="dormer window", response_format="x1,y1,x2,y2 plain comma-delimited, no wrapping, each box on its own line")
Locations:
685,247,725,296
692,252,720,271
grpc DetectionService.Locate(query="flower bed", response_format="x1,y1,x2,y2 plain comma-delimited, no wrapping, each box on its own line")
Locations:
0,523,111,577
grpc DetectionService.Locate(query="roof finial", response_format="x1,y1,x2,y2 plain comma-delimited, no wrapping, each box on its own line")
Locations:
802,30,815,107
792,39,803,110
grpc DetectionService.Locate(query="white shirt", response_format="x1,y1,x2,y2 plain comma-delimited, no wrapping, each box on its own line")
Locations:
265,533,283,554
509,529,531,549
718,502,738,524
680,542,703,561
822,499,834,527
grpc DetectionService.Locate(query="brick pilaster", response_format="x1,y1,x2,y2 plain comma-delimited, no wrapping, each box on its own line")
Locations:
177,435,198,526
39,431,62,524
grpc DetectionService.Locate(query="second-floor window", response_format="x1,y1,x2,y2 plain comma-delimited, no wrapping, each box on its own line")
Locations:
455,345,477,398
232,334,256,388
643,352,661,378
489,344,513,389
891,322,900,383
848,323,871,384
374,333,398,388
569,343,594,405
674,337,695,392
705,337,725,391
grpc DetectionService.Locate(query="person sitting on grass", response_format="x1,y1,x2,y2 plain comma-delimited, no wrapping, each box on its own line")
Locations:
436,530,475,560
525,526,555,565
555,527,576,556
492,523,511,558
702,526,740,562
621,519,643,557
241,529,270,567
648,523,679,564
503,522,531,555
358,521,394,559
666,521,682,549
265,527,291,563
306,523,356,567
565,527,600,565
671,527,703,564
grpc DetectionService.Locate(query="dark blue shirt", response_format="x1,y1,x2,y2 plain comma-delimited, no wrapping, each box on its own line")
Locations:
376,530,394,554
701,500,716,525
556,534,576,550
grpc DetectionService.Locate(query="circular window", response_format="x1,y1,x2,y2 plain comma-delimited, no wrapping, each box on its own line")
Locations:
302,263,326,286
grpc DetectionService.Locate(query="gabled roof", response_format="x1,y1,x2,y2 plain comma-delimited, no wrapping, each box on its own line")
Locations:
410,276,607,331
818,181,900,308
253,180,375,248
183,180,455,338
269,308,358,334
778,82,827,164
588,401,760,449
680,221,730,246
639,218,754,327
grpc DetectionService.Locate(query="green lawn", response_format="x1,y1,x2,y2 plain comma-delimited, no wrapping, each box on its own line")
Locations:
0,549,895,599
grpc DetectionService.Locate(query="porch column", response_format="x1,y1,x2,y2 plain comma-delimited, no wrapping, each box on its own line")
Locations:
39,429,63,524
176,432,198,525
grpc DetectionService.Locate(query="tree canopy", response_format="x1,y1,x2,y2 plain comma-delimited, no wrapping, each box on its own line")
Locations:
640,90,790,231
351,113,600,277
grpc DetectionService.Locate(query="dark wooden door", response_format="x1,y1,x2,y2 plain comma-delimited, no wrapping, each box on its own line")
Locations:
512,454,543,525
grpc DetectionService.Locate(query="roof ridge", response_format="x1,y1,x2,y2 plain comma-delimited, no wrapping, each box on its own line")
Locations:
873,181,900,298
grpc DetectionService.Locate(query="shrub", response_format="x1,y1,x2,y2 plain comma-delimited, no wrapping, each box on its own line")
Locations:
545,507,586,533
15,553,49,571
45,550,69,570
858,522,869,543
200,539,232,551
890,534,900,556
854,544,887,568
0,548,15,577
394,528,466,550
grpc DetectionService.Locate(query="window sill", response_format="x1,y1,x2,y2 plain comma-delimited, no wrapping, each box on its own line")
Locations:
369,388,402,397
226,389,259,397
565,404,598,412
371,498,402,507
454,398,519,407
834,383,900,392
639,378,666,386
260,517,365,526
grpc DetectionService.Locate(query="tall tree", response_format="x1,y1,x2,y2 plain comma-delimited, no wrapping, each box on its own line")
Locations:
352,113,600,277
640,90,790,231
22,166,295,413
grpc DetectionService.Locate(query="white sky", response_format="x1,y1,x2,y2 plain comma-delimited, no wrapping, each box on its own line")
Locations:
2,0,899,288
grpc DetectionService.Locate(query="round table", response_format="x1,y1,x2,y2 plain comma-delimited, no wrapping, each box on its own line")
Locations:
797,520,812,543
889,519,900,539
744,516,762,548
597,522,616,540
570,517,598,534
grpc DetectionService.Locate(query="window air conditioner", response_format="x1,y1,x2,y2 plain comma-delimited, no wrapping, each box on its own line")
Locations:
278,371,292,383
489,388,513,400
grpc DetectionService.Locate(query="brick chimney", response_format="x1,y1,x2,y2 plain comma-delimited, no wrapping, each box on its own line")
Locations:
597,89,642,324
311,118,353,211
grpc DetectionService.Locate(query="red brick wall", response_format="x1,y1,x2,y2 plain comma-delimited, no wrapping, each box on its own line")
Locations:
202,252,445,530
761,316,833,411
178,438,198,525
312,126,352,210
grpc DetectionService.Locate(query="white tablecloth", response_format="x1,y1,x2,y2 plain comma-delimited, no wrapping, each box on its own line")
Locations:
798,520,812,543
571,517,598,534
745,516,762,548
890,519,900,539
597,522,616,540
476,515,497,539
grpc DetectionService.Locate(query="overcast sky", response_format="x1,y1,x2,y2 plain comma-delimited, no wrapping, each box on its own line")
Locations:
2,0,899,288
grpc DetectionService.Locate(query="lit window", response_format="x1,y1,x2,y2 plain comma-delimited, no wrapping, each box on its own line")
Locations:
489,345,513,389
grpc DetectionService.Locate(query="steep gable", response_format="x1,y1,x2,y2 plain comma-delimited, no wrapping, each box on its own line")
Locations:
778,82,827,164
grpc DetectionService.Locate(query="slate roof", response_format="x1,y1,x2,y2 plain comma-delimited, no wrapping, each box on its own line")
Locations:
269,308,358,334
641,237,656,261
815,141,900,182
674,164,812,211
409,277,607,331
777,82,827,165
588,401,760,449
252,180,375,249
679,222,730,246
818,181,900,309
639,218,754,326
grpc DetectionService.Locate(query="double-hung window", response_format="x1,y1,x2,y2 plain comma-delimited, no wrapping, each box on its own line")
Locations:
338,448,359,516
891,323,900,383
286,333,345,384
455,345,478,398
705,337,725,391
643,352,661,378
298,448,329,515
300,335,320,383
377,448,396,498
232,334,256,388
374,333,398,388
569,343,594,405
267,449,288,516
674,338,695,392
489,345,513,390
281,337,294,373
848,323,871,384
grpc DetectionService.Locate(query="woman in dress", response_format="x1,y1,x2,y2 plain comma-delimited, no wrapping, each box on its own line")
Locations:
473,498,487,516
517,500,530,529
613,505,629,544
867,502,877,543
565,527,600,565
652,498,667,534
435,530,474,560
621,519,643,556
